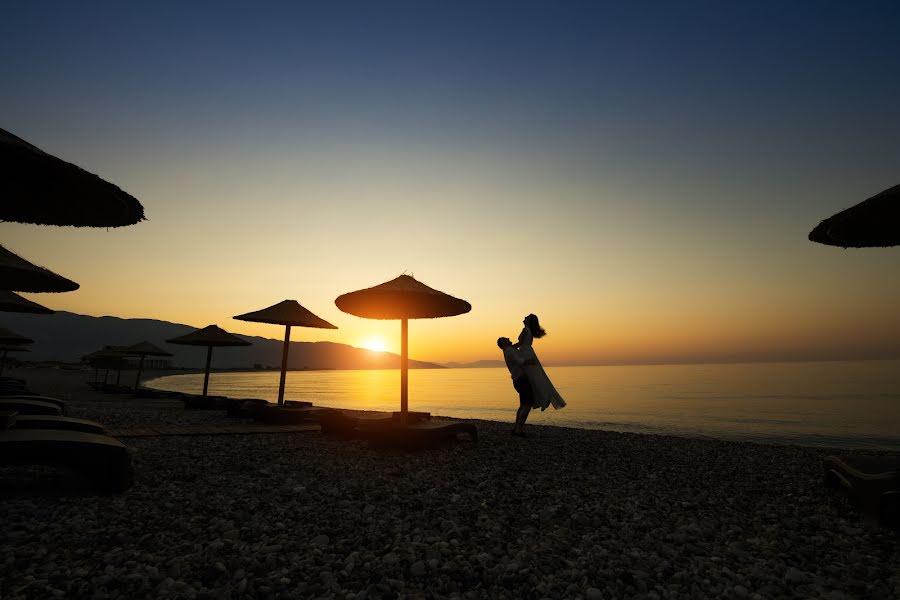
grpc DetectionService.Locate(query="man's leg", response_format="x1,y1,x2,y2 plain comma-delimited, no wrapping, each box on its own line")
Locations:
513,376,534,434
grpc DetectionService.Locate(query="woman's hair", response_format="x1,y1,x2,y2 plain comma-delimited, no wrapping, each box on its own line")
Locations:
525,314,546,338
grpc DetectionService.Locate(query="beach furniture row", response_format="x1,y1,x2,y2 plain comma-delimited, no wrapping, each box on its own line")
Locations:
0,382,133,494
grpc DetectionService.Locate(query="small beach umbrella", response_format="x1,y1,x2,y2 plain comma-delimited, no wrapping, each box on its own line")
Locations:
0,344,30,377
335,274,471,423
0,127,145,228
233,300,337,407
0,245,79,293
0,326,34,345
166,325,251,397
0,290,54,314
809,183,900,248
123,341,172,389
82,346,126,384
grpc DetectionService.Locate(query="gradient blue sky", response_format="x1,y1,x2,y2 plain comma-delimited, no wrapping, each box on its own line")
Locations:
2,1,900,364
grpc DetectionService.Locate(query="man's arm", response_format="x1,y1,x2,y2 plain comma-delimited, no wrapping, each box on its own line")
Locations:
507,348,536,366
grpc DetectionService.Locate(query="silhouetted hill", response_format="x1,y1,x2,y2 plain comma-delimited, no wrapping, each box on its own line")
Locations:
0,311,442,370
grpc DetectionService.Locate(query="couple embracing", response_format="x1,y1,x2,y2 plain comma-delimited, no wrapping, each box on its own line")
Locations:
498,313,566,437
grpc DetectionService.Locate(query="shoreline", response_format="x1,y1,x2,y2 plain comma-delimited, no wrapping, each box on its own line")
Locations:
143,368,900,454
1,366,898,598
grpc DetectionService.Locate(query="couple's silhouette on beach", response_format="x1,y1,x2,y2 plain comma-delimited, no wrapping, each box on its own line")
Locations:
498,313,566,436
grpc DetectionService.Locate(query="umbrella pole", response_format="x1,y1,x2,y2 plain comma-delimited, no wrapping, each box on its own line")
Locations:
203,345,213,397
104,368,110,384
278,325,292,407
116,359,122,385
401,318,408,425
135,355,146,389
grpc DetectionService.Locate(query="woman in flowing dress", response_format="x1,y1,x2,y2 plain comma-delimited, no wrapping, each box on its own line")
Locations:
516,314,566,411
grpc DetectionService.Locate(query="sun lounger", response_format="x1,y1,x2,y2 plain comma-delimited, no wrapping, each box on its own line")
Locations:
98,383,133,394
0,395,67,415
134,388,188,400
12,415,106,435
320,410,474,448
824,455,900,528
255,404,329,425
0,398,63,416
0,429,134,493
181,394,227,409
0,383,33,395
319,410,388,437
223,398,262,417
360,417,478,449
319,410,431,436
224,398,268,418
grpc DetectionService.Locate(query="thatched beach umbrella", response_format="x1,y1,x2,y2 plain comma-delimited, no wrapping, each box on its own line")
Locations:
0,326,34,345
233,300,337,407
166,325,251,397
0,127,145,228
82,346,126,384
123,341,172,389
809,183,900,248
0,290,54,314
0,344,29,377
0,245,79,293
335,275,471,423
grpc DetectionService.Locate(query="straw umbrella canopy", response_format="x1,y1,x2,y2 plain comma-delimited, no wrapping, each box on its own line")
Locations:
166,325,251,397
0,290,54,314
233,300,337,407
81,346,127,384
0,344,29,377
0,245,79,293
335,275,471,423
0,344,30,353
122,341,172,389
1,127,145,228
809,183,900,248
0,326,34,345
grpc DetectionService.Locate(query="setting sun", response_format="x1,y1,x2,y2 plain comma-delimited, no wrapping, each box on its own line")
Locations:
359,337,387,353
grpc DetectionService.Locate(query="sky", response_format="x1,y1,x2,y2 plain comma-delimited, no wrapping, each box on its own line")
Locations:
2,1,900,365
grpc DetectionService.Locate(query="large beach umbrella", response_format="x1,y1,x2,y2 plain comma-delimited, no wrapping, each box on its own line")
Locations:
0,290,54,314
809,183,900,248
233,300,337,407
335,274,471,423
166,325,251,397
0,245,79,293
0,127,145,228
122,341,172,389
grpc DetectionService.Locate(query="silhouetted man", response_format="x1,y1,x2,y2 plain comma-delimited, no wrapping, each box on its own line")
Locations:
498,337,534,436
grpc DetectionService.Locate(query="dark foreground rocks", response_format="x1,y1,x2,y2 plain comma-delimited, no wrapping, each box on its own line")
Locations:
0,370,897,598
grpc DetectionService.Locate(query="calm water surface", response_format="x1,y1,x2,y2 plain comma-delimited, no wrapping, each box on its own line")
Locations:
147,360,900,450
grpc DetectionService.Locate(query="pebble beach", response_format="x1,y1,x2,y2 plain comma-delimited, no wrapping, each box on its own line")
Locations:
1,367,898,599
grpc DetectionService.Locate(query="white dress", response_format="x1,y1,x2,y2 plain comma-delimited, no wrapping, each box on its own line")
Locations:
517,328,566,411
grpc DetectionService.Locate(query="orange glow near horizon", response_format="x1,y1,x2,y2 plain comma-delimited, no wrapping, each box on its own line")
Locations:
358,337,388,353
3,129,900,367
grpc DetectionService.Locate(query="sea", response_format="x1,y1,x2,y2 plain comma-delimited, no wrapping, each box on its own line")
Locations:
146,359,900,451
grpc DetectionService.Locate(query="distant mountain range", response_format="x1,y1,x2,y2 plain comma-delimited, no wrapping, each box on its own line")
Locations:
0,311,442,371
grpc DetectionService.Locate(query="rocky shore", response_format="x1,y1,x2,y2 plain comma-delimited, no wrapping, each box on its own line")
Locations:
1,367,898,599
